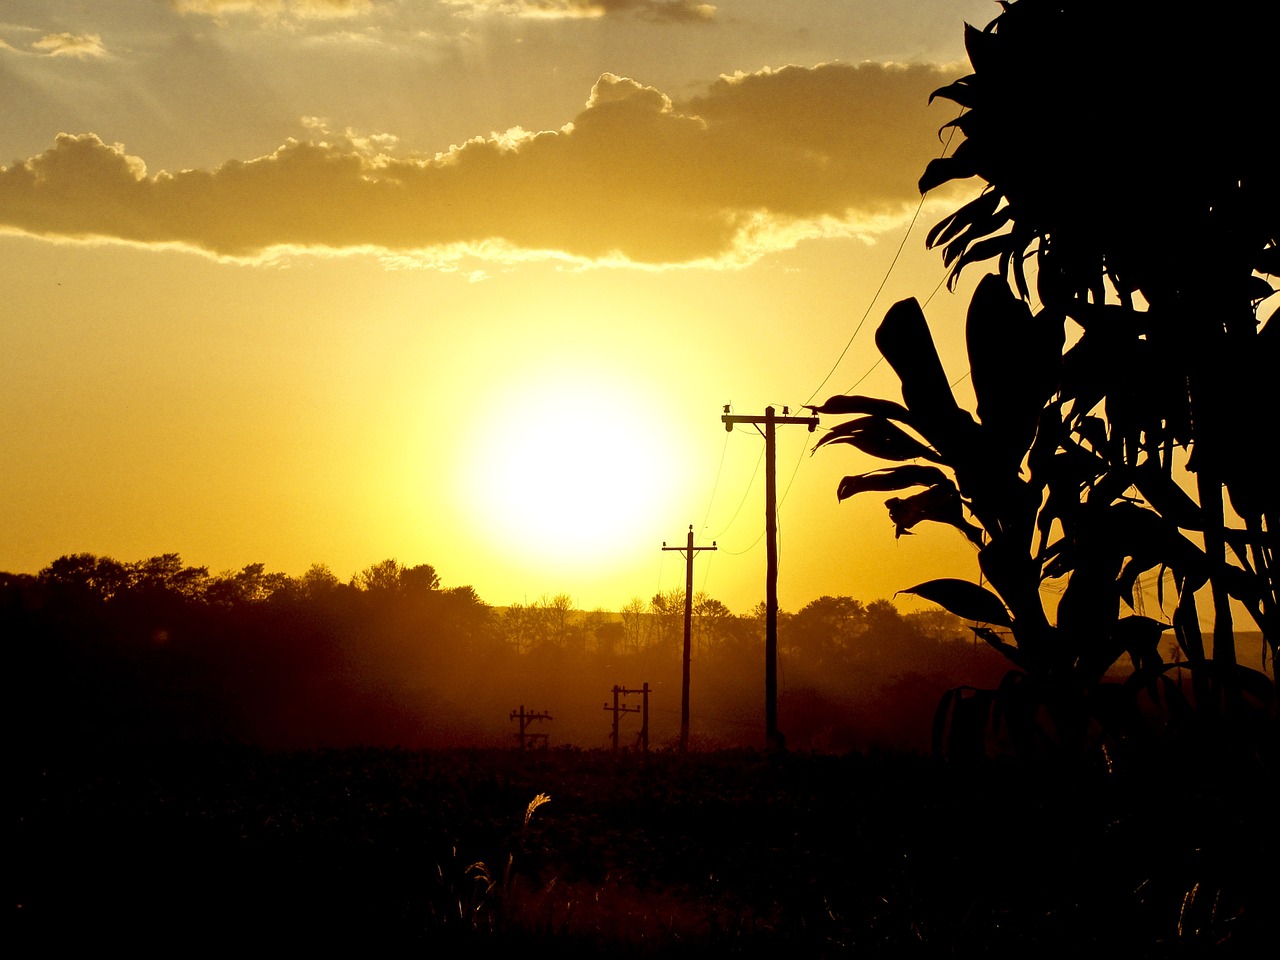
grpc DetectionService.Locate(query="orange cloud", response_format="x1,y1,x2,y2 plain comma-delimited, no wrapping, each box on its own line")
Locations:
172,0,373,18
443,1,716,22
0,63,964,267
31,32,108,58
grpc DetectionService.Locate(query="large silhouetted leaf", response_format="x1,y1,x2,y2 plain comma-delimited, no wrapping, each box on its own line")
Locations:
1246,274,1275,304
1113,615,1170,665
885,484,984,545
1076,614,1168,685
927,73,979,109
918,145,979,194
966,275,1063,467
805,395,913,421
1257,245,1280,275
951,233,1018,274
925,189,1003,249
961,18,999,75
939,207,1015,265
813,416,941,462
971,625,1025,669
875,299,976,459
836,465,949,500
897,578,1011,626
1132,460,1203,529
1232,665,1278,704
1056,559,1122,660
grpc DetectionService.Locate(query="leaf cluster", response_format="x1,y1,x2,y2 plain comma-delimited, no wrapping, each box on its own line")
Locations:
811,271,1276,757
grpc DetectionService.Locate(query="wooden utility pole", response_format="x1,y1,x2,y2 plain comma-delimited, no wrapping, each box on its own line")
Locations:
663,525,717,754
603,683,649,752
509,705,552,749
721,405,818,752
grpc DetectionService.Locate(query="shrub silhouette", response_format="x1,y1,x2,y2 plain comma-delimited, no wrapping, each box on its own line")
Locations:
813,0,1277,759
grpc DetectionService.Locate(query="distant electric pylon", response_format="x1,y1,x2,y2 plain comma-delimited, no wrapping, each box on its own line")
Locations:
721,405,818,752
663,525,717,753
509,705,552,749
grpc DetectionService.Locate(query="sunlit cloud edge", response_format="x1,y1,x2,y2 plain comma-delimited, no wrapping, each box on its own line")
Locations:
0,199,951,274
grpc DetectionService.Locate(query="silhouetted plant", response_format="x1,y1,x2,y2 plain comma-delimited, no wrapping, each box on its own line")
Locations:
918,0,1278,700
813,278,1151,755
813,281,1276,757
813,0,1277,758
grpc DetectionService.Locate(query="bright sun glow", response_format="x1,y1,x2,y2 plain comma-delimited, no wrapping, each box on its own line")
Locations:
461,368,678,564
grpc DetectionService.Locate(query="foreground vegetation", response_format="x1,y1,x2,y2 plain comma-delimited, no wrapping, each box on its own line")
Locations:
809,0,1277,760
14,743,1276,956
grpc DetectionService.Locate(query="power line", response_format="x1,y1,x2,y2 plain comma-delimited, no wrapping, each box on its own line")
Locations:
803,196,929,408
719,529,766,557
698,428,731,542
687,118,968,610
706,442,765,542
776,425,811,510
805,115,965,409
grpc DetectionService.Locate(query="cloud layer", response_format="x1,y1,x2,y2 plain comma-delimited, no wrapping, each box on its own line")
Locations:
0,62,962,268
30,32,108,58
444,1,718,22
172,0,374,18
173,0,715,22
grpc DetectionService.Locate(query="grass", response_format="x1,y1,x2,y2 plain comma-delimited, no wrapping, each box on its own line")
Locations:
14,743,1278,956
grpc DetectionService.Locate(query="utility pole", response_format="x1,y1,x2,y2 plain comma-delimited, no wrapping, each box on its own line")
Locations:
663,525,717,754
603,683,649,753
721,404,818,752
509,705,553,749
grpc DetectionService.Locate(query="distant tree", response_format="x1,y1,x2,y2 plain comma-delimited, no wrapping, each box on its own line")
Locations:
207,562,296,605
543,593,576,651
785,596,867,667
39,553,130,604
649,588,686,653
400,563,441,594
904,608,967,644
429,584,497,657
502,602,533,654
301,562,342,599
127,554,210,600
354,558,403,593
577,606,619,657
692,593,734,656
619,597,647,654
442,584,482,605
592,615,625,658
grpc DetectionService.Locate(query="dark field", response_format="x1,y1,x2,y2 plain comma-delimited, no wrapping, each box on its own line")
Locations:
14,744,1277,957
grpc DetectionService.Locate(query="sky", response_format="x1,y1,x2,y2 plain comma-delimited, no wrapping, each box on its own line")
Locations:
1,0,1005,615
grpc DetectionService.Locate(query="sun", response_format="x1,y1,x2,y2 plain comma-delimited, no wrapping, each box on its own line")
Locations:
460,368,679,565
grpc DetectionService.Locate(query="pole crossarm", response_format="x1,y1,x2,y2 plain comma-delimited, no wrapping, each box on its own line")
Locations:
721,411,820,432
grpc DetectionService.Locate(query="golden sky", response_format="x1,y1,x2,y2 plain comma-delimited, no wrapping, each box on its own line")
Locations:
1,0,999,613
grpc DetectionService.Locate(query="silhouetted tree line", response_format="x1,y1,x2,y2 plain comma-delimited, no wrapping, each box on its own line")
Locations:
7,554,504,752
7,552,1007,754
